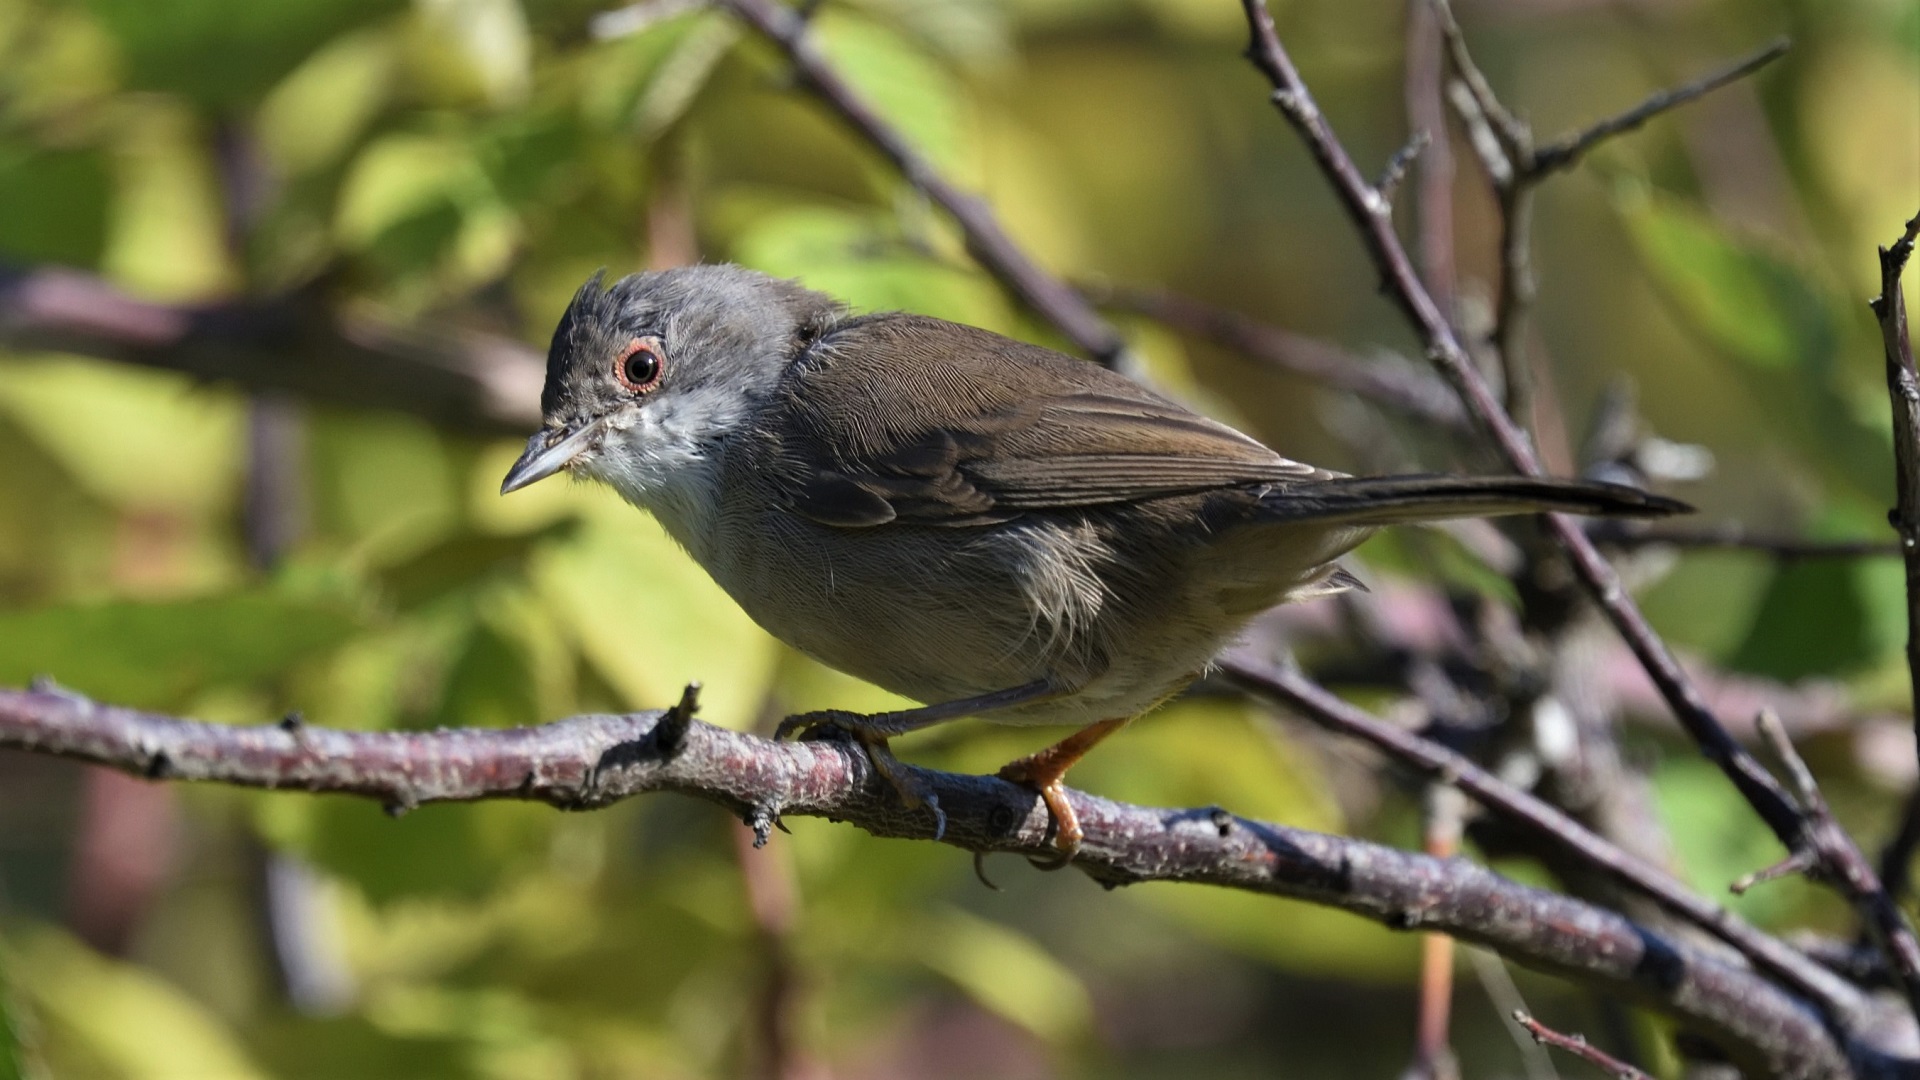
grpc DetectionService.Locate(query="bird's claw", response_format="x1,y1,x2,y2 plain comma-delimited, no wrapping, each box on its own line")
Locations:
778,709,946,840
774,708,859,742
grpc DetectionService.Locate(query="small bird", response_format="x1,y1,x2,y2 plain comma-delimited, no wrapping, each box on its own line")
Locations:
503,266,1685,855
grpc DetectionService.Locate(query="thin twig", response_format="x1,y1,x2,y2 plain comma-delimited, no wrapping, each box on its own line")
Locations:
1589,522,1902,560
1529,39,1793,177
1430,2,1787,450
1411,784,1465,1080
1084,283,1468,429
1241,6,1920,1010
1751,710,1920,1016
0,265,543,434
717,0,1126,367
1219,655,1865,1022
1404,0,1458,314
0,684,1884,1079
1874,211,1920,900
1428,0,1535,420
1236,0,1812,862
1513,1011,1653,1080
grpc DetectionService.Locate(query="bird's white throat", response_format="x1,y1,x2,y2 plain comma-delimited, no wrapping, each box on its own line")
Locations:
578,385,743,561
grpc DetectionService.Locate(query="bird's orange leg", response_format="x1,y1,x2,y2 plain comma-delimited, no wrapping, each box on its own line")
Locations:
996,717,1130,858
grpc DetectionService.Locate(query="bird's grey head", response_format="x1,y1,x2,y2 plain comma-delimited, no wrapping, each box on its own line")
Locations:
500,265,842,532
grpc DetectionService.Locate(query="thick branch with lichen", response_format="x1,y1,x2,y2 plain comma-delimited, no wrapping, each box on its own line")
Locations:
0,683,1886,1080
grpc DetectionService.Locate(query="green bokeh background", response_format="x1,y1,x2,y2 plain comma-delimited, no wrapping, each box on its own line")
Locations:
0,0,1915,1076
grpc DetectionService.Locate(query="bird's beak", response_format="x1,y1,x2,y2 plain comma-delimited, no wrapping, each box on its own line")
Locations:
500,418,603,494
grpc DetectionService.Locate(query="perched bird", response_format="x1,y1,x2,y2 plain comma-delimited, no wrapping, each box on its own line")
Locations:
502,265,1685,855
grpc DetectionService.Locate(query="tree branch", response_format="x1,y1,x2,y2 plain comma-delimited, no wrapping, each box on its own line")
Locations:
715,0,1127,367
1219,654,1866,1024
1528,39,1793,178
1234,0,1859,907
1873,211,1920,908
0,682,1893,1080
1082,282,1469,429
1589,522,1902,560
0,265,542,435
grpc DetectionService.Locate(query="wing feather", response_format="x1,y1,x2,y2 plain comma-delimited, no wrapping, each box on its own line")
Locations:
765,314,1330,527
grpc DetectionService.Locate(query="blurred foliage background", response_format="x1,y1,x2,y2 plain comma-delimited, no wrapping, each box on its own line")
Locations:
0,0,1915,1076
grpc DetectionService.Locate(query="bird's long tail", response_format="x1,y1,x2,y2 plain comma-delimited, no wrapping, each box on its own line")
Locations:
1255,474,1689,527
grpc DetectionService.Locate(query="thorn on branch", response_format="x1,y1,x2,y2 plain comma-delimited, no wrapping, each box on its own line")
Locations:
145,751,171,780
279,710,304,732
654,682,701,758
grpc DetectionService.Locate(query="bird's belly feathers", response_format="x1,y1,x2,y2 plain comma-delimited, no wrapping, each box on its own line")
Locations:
689,502,1371,728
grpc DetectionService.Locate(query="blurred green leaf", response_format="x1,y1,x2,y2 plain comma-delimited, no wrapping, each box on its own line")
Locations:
1617,182,1891,502
257,28,398,176
728,202,1010,328
101,102,234,301
1728,503,1903,679
430,617,540,729
1728,559,1874,680
15,927,268,1080
1652,757,1812,926
413,0,532,108
336,132,486,248
84,0,401,108
377,522,573,612
1620,183,1828,370
283,798,555,905
0,357,242,515
308,412,460,557
0,146,110,267
912,907,1092,1046
250,1013,468,1080
813,12,967,171
534,502,779,730
0,592,359,707
0,940,24,1080
1637,550,1776,662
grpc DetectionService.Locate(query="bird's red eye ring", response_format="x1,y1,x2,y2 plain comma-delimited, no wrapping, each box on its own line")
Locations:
613,337,665,394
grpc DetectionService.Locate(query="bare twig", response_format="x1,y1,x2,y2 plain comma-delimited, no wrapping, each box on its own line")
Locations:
0,265,543,434
1219,655,1865,1023
1590,522,1902,560
1529,39,1793,177
0,684,1889,1080
1749,711,1920,1016
1236,0,1812,863
1429,1,1787,445
1874,211,1920,899
1404,0,1457,313
1513,1010,1653,1080
1084,283,1469,429
717,0,1126,367
1410,784,1465,1080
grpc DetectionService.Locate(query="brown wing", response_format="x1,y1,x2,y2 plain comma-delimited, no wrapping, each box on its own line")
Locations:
765,314,1332,528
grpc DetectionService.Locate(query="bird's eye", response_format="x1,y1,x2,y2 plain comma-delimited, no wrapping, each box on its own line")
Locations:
613,337,665,394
